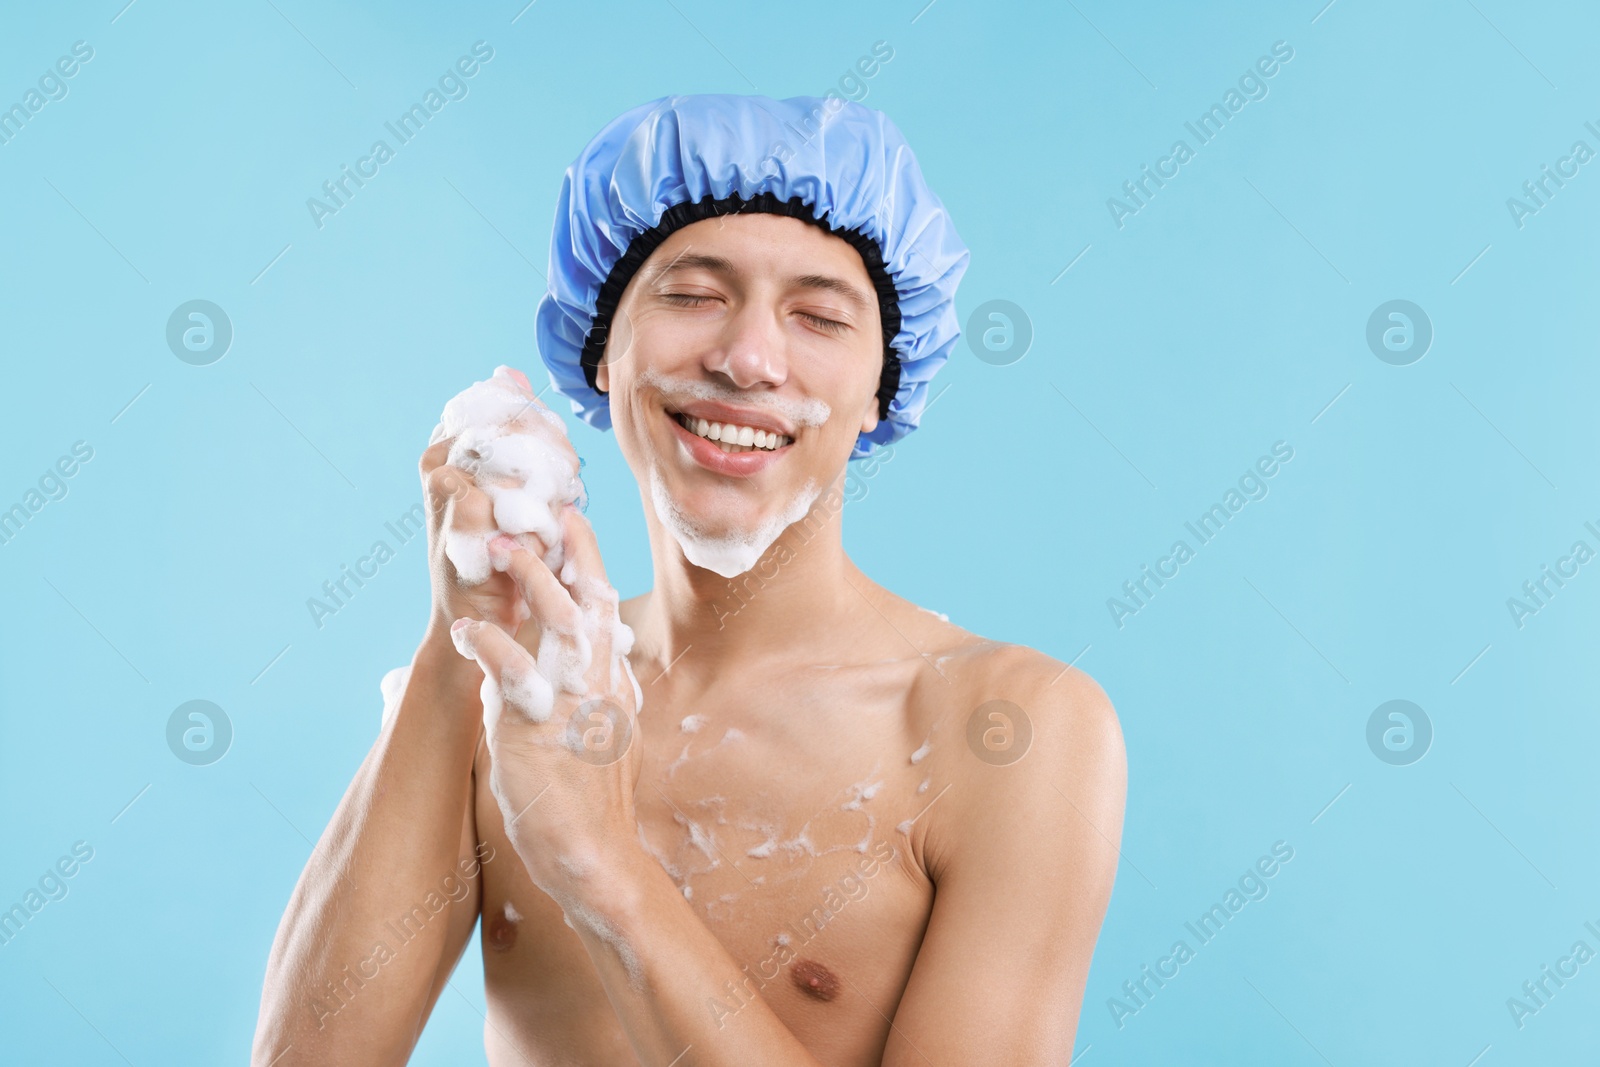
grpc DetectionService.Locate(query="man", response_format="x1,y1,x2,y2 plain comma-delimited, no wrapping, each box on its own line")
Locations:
253,93,1125,1066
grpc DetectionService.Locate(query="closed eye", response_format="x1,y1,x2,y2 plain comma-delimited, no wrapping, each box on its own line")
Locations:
660,293,716,307
798,312,850,335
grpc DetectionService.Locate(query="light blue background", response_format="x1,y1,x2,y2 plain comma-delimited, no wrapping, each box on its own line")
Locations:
2,1,1596,1064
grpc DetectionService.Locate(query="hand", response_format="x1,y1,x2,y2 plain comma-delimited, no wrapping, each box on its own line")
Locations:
449,505,642,893
417,369,579,643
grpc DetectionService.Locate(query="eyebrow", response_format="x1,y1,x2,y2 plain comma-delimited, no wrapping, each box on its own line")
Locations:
650,252,735,280
790,273,872,311
650,253,872,310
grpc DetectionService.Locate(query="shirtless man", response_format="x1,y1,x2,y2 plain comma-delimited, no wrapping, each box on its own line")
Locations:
252,94,1126,1067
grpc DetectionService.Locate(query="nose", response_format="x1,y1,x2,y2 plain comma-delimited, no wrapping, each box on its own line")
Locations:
702,297,787,392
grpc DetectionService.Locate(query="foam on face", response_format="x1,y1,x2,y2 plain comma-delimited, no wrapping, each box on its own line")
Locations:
649,465,821,579
636,368,832,429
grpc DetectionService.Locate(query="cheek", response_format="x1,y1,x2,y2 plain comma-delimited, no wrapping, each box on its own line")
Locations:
620,307,712,374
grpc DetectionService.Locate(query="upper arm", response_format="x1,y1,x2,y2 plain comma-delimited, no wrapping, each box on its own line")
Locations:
883,664,1126,1066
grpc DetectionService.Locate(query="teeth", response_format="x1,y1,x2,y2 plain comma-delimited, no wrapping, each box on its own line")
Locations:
675,413,790,451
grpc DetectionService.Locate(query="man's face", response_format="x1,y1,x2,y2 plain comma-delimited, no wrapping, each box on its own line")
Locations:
596,212,883,554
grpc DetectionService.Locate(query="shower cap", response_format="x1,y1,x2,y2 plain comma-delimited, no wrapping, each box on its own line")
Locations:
535,93,969,459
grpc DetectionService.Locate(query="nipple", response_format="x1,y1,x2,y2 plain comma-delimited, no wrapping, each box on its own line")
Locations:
486,901,521,951
790,958,841,1002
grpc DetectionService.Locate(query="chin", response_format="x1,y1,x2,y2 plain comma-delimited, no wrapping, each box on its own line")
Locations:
647,464,823,580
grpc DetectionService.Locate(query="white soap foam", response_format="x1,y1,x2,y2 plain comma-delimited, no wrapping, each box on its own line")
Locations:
664,741,696,780
635,368,833,430
649,465,821,580
561,901,644,990
556,854,594,883
910,740,933,764
917,777,931,795
680,714,706,733
621,656,644,717
503,900,523,923
438,367,585,585
841,777,884,812
379,664,413,728
501,662,557,724
432,367,641,727
678,815,721,866
746,830,779,860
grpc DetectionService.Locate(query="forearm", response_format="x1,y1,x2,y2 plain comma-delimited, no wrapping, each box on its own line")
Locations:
253,631,486,1065
558,844,825,1067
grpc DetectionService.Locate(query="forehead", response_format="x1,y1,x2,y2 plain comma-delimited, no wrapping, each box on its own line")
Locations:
634,212,875,290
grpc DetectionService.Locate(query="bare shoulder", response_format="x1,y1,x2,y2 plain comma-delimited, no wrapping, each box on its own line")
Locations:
874,594,1127,876
937,637,1125,788
873,583,1123,764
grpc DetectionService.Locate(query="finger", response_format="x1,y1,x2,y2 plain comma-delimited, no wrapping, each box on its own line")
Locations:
556,507,627,683
490,535,579,633
557,506,616,614
490,535,594,690
433,466,498,585
419,436,454,480
426,463,483,515
492,364,534,397
450,617,555,724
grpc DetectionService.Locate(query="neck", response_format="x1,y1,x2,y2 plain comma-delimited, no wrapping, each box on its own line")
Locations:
631,472,861,680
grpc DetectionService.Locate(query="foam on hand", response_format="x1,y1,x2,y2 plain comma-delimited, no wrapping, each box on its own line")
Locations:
432,366,586,586
382,366,638,729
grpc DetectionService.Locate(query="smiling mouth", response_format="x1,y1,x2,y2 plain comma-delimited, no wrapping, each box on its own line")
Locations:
671,411,793,453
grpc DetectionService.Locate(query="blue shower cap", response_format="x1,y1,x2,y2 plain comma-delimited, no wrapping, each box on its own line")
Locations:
535,93,969,459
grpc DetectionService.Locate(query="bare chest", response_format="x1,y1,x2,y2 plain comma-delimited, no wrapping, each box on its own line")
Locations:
473,668,943,1064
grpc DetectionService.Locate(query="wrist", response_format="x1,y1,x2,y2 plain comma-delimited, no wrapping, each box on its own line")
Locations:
523,827,653,915
406,626,486,708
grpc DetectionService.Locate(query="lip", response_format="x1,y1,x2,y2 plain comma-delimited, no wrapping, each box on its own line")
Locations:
666,408,790,477
668,400,795,438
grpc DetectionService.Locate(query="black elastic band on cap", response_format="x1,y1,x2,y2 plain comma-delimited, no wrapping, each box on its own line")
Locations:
579,192,903,421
